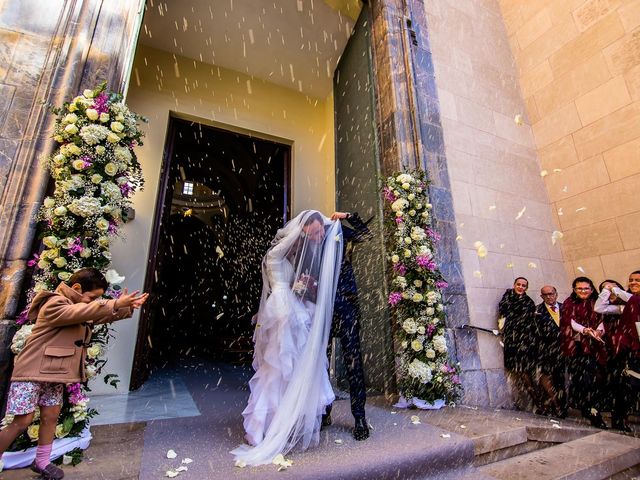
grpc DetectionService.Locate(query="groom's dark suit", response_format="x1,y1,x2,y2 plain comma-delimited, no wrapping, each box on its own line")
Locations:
330,212,371,421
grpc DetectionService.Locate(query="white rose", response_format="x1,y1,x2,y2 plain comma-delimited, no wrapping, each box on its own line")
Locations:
414,280,423,288
402,182,410,190
425,348,436,359
27,424,40,440
404,237,412,245
86,108,99,121
106,132,120,143
104,163,118,176
37,259,48,269
91,174,103,184
80,248,92,258
412,293,424,302
42,236,58,248
53,154,66,166
391,254,400,263
64,124,79,134
83,89,95,98
53,257,67,268
110,121,124,133
86,345,102,359
417,326,426,335
43,197,55,208
58,271,71,281
408,193,415,201
99,113,110,123
72,159,85,170
95,145,106,155
404,249,411,258
54,206,67,216
411,340,423,352
96,218,110,231
63,113,78,124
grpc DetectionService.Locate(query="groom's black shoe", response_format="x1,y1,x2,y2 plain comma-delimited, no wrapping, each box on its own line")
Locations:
321,413,332,429
353,417,369,440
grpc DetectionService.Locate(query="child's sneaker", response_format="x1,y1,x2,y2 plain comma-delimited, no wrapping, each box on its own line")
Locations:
30,461,64,479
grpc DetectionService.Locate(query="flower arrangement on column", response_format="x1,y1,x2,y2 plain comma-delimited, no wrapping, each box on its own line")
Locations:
3,82,145,451
383,171,462,405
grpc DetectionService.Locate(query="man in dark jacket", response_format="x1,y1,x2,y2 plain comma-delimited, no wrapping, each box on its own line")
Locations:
534,285,566,417
322,211,372,440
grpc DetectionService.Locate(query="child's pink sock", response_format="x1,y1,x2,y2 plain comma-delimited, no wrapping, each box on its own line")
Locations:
35,444,52,469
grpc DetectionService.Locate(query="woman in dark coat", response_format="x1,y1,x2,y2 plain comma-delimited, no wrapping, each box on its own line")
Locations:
499,277,539,410
560,276,608,428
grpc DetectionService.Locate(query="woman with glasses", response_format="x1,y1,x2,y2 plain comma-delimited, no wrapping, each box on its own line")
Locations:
560,277,608,428
499,277,541,412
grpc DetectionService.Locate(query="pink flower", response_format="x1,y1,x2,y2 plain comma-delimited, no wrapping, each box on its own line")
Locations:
16,308,30,326
93,92,109,114
416,255,436,271
27,253,40,267
452,375,461,385
388,292,403,306
436,280,448,289
393,263,407,276
395,217,404,224
383,186,396,202
426,228,441,242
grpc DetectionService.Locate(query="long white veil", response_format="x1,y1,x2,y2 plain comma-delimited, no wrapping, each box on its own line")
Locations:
231,210,343,465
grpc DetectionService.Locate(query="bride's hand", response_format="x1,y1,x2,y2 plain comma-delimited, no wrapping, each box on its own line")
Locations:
331,212,348,221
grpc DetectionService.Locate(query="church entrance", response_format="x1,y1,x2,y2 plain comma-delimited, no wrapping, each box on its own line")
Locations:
130,116,290,389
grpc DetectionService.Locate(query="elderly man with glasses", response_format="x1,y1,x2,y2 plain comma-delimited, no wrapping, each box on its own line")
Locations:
533,285,567,417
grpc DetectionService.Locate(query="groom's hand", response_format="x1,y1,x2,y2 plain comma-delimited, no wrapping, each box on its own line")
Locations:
331,212,349,221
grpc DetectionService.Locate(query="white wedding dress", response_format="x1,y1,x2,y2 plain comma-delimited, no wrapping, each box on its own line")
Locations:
232,210,343,466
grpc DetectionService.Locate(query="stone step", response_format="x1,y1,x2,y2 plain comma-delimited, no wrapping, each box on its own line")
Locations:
478,431,640,480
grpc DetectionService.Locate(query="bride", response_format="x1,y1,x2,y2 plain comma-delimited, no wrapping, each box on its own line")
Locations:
231,210,343,466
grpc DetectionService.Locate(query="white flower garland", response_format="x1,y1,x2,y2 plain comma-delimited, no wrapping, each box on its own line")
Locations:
4,83,145,453
383,170,462,403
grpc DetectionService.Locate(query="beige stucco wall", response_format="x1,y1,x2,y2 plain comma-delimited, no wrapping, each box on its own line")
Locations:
90,44,336,394
423,1,567,404
498,0,640,288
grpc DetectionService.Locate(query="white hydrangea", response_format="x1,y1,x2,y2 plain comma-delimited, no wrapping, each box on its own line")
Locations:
79,124,110,145
68,196,102,217
394,276,407,289
433,335,448,353
410,226,426,241
408,358,432,384
426,291,438,303
101,181,122,201
61,174,85,192
113,145,132,164
402,318,418,334
11,324,34,354
396,173,413,184
391,198,409,212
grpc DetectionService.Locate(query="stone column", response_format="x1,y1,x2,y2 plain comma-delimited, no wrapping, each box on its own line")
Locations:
369,0,485,404
0,0,143,406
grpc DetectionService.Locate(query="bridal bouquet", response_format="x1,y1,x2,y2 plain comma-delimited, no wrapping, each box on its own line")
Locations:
292,274,318,302
383,170,462,404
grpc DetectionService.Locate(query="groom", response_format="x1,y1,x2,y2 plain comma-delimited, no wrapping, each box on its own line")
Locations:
302,211,372,440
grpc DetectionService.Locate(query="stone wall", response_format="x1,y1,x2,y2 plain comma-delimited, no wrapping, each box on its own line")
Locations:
499,0,640,287
422,0,567,407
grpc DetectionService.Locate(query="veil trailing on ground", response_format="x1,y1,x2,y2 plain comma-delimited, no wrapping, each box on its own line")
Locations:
231,210,343,465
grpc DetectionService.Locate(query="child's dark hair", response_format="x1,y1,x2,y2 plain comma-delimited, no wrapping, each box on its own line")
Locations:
570,276,598,301
68,268,108,292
